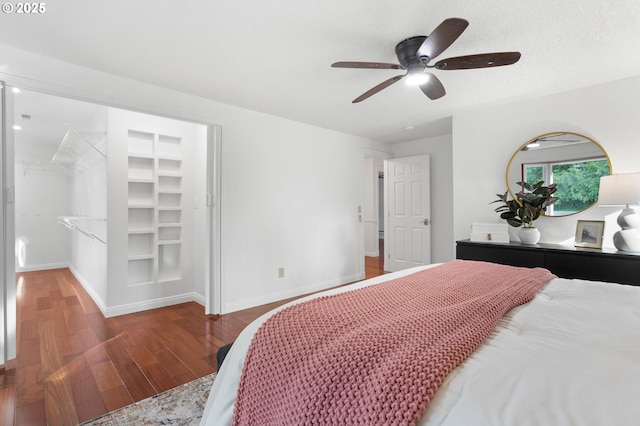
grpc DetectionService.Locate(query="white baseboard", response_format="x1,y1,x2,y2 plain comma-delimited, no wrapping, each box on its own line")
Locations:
68,266,205,318
68,265,108,313
103,293,205,318
16,261,69,273
223,272,365,314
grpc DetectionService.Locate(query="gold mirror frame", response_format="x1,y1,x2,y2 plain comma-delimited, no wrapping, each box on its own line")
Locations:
506,132,612,217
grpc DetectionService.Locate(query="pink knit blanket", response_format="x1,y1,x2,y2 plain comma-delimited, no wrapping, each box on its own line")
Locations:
232,260,556,425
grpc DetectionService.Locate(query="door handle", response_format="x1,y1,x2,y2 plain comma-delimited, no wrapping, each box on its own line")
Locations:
422,219,430,226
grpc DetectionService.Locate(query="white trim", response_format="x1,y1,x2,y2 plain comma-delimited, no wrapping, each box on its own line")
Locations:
222,272,365,314
69,264,107,313
206,125,222,315
0,81,6,365
103,293,205,318
16,262,70,273
2,83,17,363
70,265,205,318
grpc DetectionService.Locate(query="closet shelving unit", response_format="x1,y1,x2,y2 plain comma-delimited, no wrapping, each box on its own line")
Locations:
53,128,108,243
127,130,183,285
52,128,106,175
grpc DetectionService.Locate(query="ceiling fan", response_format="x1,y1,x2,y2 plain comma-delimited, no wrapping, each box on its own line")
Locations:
331,18,521,103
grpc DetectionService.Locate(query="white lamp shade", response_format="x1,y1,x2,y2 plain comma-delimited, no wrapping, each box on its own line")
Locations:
598,173,640,206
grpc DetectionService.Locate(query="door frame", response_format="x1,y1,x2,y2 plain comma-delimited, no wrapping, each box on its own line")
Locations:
1,82,17,364
206,124,222,315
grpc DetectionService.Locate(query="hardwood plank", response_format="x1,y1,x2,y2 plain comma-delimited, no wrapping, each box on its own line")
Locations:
59,334,85,361
0,385,15,426
90,361,125,394
67,355,107,423
126,345,159,369
152,348,195,383
140,363,178,393
100,385,133,414
15,364,42,406
75,326,102,353
15,398,46,426
17,337,41,369
40,320,79,425
114,362,156,402
0,369,16,426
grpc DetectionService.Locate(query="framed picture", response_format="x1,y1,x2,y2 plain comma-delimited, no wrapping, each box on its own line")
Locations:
574,220,605,248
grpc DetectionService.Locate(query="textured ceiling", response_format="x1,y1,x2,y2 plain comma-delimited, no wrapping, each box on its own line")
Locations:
1,0,639,143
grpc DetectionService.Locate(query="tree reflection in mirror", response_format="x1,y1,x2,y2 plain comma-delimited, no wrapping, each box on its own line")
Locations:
506,132,611,217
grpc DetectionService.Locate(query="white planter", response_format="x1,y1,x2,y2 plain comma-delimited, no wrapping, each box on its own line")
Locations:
519,227,540,244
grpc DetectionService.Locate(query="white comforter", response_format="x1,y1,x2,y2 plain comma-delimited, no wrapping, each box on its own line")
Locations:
201,264,640,425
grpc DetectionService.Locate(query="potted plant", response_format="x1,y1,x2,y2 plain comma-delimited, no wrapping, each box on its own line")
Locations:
492,181,558,244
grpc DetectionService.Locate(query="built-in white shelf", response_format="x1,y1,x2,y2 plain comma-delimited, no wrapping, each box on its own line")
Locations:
126,129,183,285
158,243,181,282
158,210,181,224
158,158,182,173
127,258,153,286
128,156,154,180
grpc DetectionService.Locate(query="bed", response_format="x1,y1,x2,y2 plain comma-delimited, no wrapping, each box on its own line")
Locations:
201,260,640,425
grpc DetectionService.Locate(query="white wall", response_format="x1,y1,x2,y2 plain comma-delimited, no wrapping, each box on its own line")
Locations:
221,111,370,312
392,134,454,263
0,45,387,316
14,166,71,270
452,75,640,248
69,109,108,305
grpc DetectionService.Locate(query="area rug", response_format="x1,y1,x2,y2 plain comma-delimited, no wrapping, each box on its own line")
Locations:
80,373,216,425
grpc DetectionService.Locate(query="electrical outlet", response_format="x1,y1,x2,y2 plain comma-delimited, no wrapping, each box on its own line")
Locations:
278,267,285,278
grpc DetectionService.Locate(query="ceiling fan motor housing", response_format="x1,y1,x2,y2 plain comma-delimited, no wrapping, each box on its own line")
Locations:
395,36,427,67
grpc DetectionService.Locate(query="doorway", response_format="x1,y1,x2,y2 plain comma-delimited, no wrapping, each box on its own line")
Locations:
364,171,385,279
3,86,220,361
363,159,385,278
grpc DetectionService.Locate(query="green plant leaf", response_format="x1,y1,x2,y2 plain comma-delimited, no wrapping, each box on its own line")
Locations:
493,181,558,228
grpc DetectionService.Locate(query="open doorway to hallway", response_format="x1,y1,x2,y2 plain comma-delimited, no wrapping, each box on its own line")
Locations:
365,171,384,279
365,239,384,279
363,158,385,278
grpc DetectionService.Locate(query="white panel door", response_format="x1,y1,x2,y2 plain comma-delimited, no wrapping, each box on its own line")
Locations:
384,155,431,272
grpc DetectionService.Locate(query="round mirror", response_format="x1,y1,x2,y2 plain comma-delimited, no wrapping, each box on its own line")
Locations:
506,132,611,217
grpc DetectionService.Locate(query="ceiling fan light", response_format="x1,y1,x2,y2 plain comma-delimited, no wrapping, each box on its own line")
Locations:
405,71,429,86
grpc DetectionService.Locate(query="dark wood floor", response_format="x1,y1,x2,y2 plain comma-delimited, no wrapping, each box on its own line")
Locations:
0,245,385,425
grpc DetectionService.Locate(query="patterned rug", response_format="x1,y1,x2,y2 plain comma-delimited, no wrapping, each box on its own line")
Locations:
80,373,216,425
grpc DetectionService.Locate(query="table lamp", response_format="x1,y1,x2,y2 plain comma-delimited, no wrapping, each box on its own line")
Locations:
598,173,640,251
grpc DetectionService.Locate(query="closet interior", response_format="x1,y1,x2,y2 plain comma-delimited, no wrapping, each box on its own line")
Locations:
14,89,209,316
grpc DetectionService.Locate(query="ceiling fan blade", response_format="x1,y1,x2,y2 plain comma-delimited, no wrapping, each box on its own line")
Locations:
435,52,521,70
332,61,403,70
416,18,469,61
419,73,446,100
352,75,405,103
